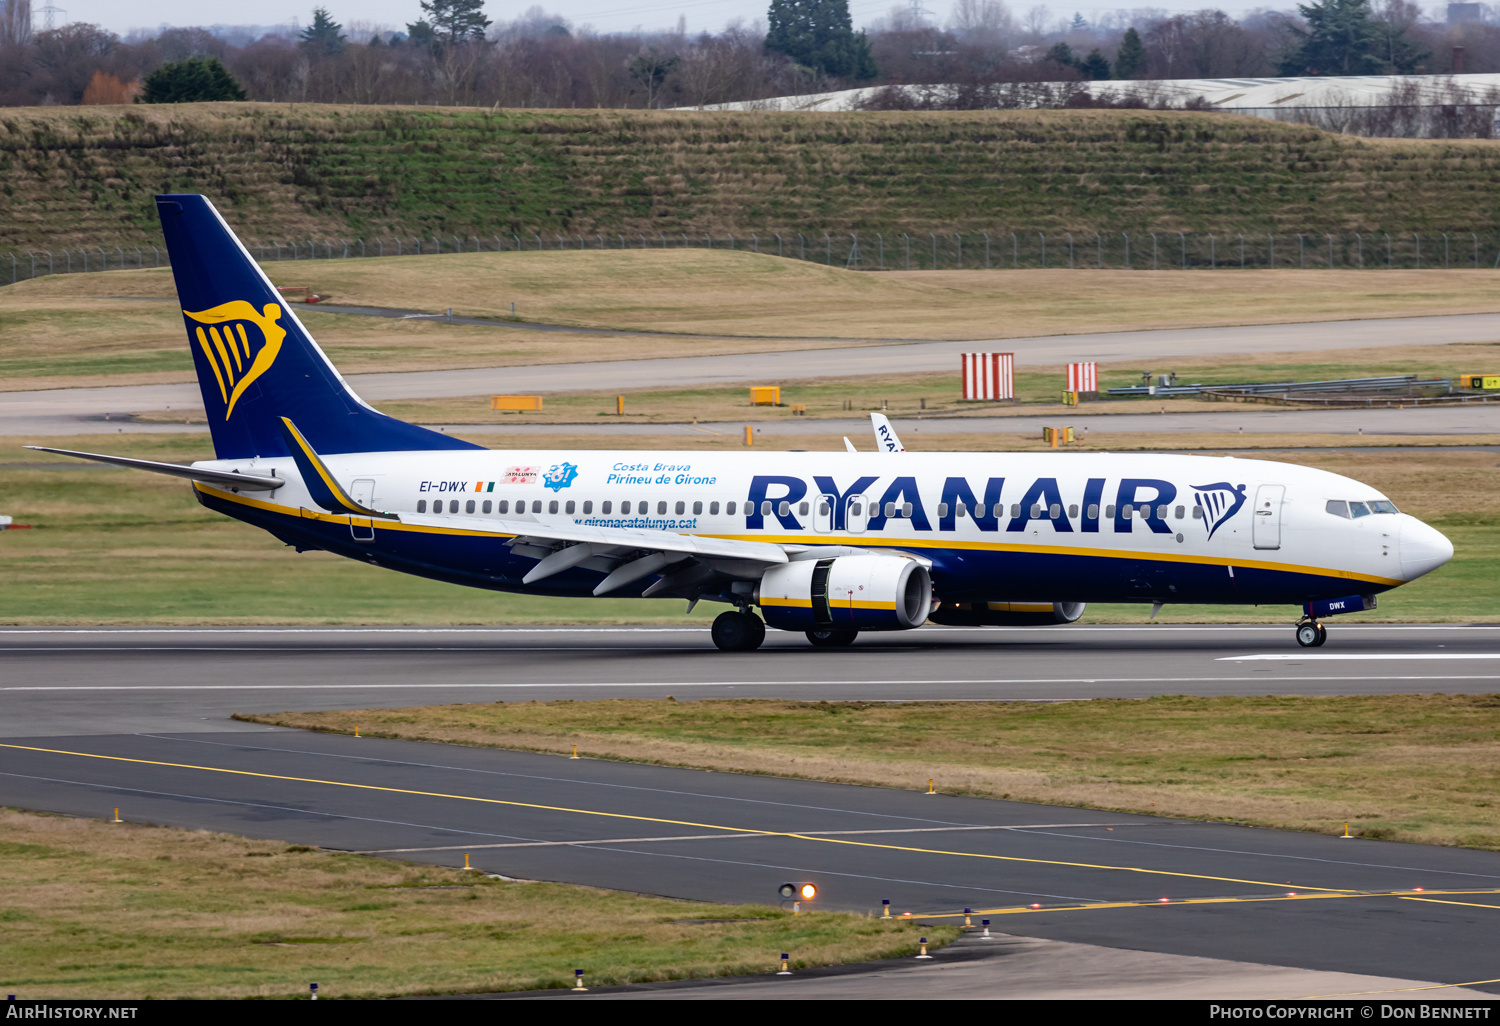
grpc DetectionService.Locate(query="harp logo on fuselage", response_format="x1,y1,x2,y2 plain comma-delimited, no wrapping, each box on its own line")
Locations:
184,301,287,420
1193,482,1248,540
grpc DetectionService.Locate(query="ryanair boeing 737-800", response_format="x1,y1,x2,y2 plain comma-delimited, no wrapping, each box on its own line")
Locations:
32,195,1454,650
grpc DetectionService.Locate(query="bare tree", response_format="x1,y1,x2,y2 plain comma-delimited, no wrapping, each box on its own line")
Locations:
0,0,32,46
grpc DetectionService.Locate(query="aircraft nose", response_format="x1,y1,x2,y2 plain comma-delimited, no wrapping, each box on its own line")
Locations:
1400,518,1454,581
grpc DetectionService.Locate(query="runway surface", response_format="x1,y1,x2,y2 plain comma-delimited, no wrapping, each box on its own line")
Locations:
5,624,1500,737
5,311,1498,435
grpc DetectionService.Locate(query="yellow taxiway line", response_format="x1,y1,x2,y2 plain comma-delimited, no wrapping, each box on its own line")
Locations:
2,741,1356,895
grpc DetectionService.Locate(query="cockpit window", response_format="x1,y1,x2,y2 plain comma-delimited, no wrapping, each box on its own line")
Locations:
1325,500,1349,518
1369,500,1399,514
1349,501,1372,518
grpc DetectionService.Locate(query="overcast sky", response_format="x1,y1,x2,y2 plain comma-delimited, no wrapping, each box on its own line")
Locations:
50,0,1305,41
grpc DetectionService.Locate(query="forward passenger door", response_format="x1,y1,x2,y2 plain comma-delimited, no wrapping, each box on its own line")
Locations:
1252,484,1285,550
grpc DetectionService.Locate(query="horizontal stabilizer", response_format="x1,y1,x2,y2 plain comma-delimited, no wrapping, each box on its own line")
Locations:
25,446,284,490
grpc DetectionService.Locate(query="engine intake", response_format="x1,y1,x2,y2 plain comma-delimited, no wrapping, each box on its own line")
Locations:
759,555,932,632
927,601,1085,627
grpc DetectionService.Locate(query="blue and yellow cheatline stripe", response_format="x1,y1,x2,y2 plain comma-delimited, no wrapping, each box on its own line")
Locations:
192,483,1403,588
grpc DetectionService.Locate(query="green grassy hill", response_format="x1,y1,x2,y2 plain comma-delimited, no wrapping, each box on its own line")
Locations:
4,103,1500,250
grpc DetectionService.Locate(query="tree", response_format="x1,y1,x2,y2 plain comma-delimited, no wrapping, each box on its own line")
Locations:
1044,41,1076,68
765,0,876,80
1078,47,1110,79
300,7,345,57
139,57,246,102
1279,0,1383,76
417,0,491,45
1114,26,1145,78
628,49,679,107
1070,12,1088,31
402,20,436,47
1369,0,1428,73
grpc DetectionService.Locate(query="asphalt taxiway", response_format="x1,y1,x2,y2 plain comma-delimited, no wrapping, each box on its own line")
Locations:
5,311,1499,435
4,724,1500,995
5,624,1500,997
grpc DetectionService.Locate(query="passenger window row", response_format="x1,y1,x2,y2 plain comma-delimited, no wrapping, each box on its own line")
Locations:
416,498,740,516
411,495,1218,522
413,497,1209,522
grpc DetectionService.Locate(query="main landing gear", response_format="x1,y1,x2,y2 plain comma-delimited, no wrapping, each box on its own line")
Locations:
805,628,858,648
1295,619,1328,648
712,610,766,652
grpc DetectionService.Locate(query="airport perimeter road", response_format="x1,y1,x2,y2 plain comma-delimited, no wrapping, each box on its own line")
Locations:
444,405,1500,438
3,726,1500,993
4,624,1500,737
4,311,1499,435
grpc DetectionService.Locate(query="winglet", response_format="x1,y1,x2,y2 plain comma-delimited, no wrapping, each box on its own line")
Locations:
871,412,905,452
843,437,858,453
277,417,396,519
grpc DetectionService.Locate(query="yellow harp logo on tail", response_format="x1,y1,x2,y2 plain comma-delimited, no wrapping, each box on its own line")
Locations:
183,301,287,420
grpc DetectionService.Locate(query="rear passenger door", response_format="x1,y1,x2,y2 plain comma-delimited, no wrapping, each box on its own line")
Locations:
350,479,376,542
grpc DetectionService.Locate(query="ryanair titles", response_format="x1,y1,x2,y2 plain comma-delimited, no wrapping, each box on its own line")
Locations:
744,474,1243,536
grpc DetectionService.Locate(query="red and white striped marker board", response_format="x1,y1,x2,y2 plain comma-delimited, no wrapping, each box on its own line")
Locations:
962,352,1014,400
1066,362,1098,394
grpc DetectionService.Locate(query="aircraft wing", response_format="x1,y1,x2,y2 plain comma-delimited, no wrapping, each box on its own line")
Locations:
396,512,788,596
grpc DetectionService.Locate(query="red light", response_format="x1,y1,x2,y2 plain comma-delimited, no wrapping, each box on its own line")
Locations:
1159,898,1169,903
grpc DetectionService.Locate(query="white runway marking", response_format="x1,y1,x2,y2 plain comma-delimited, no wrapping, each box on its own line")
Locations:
5,675,1500,692
1222,653,1500,662
4,625,1500,636
356,824,1131,854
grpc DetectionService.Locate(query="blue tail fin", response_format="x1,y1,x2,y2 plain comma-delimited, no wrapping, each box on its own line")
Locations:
156,194,482,460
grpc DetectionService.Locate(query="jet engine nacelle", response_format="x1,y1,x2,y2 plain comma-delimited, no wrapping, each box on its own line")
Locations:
927,601,1086,627
758,555,932,632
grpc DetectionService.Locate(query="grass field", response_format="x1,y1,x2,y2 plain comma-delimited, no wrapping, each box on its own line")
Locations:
0,808,939,999
0,433,1490,625
239,694,1500,851
10,105,1500,250
7,258,1500,392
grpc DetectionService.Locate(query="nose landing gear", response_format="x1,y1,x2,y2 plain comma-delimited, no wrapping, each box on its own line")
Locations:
1295,619,1328,648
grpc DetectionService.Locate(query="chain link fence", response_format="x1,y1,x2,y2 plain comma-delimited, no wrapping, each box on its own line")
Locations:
10,229,1500,284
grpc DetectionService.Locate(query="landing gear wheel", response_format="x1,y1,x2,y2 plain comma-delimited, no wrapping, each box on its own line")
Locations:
712,611,765,652
746,612,766,650
806,628,858,648
1313,622,1328,647
1295,621,1321,648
